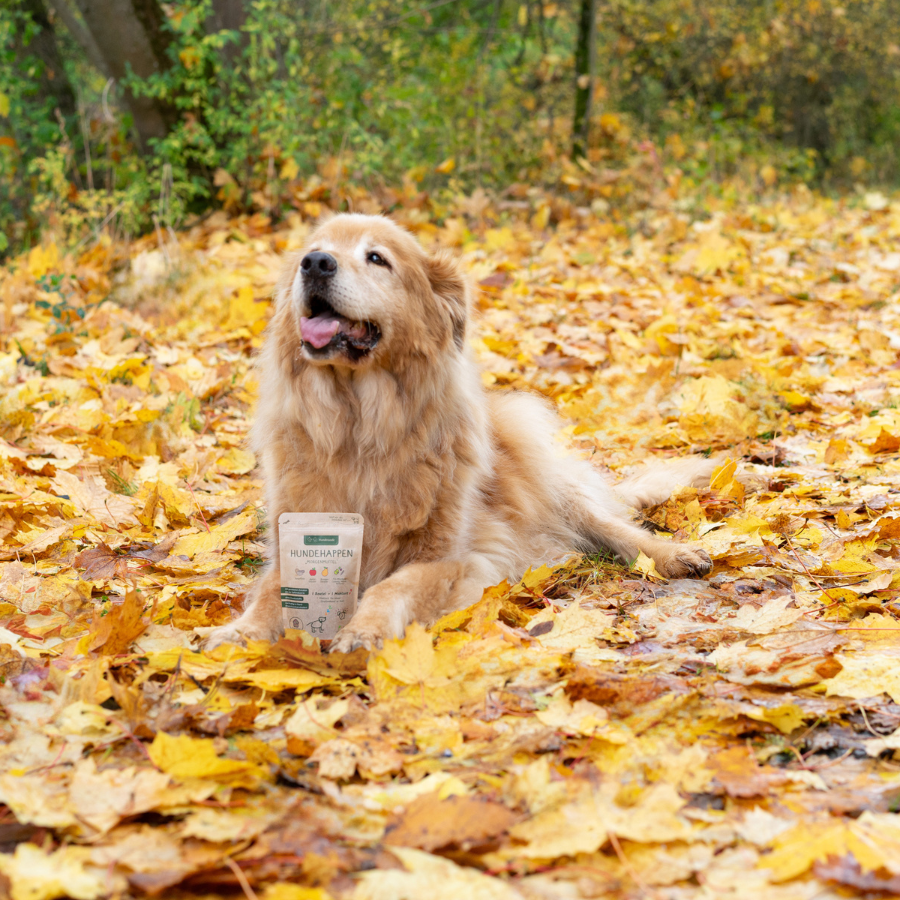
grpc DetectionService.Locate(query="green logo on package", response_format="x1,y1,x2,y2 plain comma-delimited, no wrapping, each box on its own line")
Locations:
304,535,339,545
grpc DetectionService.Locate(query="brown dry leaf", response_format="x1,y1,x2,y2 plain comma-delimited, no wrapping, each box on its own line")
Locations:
706,746,787,798
81,590,148,656
384,793,518,850
51,470,138,527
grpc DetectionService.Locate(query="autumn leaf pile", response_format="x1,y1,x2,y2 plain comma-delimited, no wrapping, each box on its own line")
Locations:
2,185,900,900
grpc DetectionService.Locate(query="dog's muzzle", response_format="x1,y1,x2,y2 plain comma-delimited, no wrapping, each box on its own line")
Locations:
298,254,381,361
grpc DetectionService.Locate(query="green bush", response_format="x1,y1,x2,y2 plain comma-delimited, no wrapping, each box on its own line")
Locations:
2,0,900,257
1,0,577,254
598,0,900,182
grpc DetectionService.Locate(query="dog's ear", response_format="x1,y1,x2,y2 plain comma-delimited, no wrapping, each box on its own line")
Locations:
427,250,469,349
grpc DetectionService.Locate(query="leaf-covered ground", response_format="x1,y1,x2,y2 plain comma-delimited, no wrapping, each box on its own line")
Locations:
2,187,900,900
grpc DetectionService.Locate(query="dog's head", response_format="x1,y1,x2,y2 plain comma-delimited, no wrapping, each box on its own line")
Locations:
279,214,468,368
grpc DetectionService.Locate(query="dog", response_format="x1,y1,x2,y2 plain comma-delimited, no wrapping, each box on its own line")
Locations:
204,214,716,653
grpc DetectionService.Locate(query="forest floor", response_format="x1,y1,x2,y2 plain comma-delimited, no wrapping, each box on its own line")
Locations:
2,185,900,899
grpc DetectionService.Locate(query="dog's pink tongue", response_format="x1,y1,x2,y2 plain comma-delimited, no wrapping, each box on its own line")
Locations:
300,314,342,349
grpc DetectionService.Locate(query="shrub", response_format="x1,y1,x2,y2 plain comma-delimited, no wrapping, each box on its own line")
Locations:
598,0,900,182
1,0,899,257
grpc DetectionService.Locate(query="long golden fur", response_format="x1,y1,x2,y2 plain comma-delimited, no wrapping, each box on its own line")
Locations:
205,214,715,652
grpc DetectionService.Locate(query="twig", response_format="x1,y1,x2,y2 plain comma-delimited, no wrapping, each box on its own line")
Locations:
608,831,648,893
186,480,212,533
101,78,115,124
106,716,154,764
858,703,880,738
784,534,829,596
225,858,258,900
806,748,854,771
25,739,68,775
77,96,94,192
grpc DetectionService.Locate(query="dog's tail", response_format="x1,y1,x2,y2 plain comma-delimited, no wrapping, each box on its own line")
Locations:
615,456,721,510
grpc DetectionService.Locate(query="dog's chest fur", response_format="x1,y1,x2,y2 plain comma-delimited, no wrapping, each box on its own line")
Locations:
260,362,485,590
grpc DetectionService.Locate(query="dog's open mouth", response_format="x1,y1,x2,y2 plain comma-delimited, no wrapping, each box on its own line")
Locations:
300,295,381,361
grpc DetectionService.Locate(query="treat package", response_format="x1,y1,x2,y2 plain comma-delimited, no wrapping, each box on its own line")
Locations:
278,513,364,640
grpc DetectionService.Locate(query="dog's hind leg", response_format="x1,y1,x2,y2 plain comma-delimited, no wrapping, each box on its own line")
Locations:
572,501,712,579
614,456,720,509
330,558,487,652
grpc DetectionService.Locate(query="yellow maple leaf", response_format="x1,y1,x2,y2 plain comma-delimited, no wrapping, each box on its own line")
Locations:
710,457,744,502
147,731,264,786
527,600,636,658
822,653,900,703
0,843,113,900
225,285,268,332
217,447,256,475
762,813,900,881
170,508,258,558
377,621,447,686
27,242,59,279
279,158,300,181
676,375,758,444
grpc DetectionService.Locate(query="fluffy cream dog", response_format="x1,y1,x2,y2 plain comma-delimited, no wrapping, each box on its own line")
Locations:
205,214,715,652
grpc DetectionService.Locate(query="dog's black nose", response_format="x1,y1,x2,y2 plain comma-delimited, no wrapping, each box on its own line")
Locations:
301,251,337,278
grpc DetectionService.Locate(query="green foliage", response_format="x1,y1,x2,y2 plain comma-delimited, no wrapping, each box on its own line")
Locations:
598,0,900,183
0,3,151,252
1,0,576,253
1,0,900,257
126,0,572,212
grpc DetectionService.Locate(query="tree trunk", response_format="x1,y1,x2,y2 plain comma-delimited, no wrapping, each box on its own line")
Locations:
18,0,77,119
71,0,174,149
206,0,247,65
572,0,597,161
47,0,111,79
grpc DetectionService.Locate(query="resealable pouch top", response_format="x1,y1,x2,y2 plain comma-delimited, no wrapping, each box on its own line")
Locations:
278,513,364,640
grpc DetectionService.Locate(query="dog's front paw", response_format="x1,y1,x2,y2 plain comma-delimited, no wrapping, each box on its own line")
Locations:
655,546,712,579
200,619,283,651
329,624,386,654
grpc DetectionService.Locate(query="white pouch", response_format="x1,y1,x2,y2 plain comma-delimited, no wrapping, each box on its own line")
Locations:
278,513,364,640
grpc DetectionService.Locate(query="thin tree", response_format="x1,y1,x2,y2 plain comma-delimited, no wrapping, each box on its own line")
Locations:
572,0,597,161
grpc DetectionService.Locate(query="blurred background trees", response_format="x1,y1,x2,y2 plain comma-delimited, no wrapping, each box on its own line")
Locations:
1,0,899,254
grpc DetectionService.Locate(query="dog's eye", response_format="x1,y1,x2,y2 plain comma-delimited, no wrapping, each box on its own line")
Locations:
366,251,390,268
